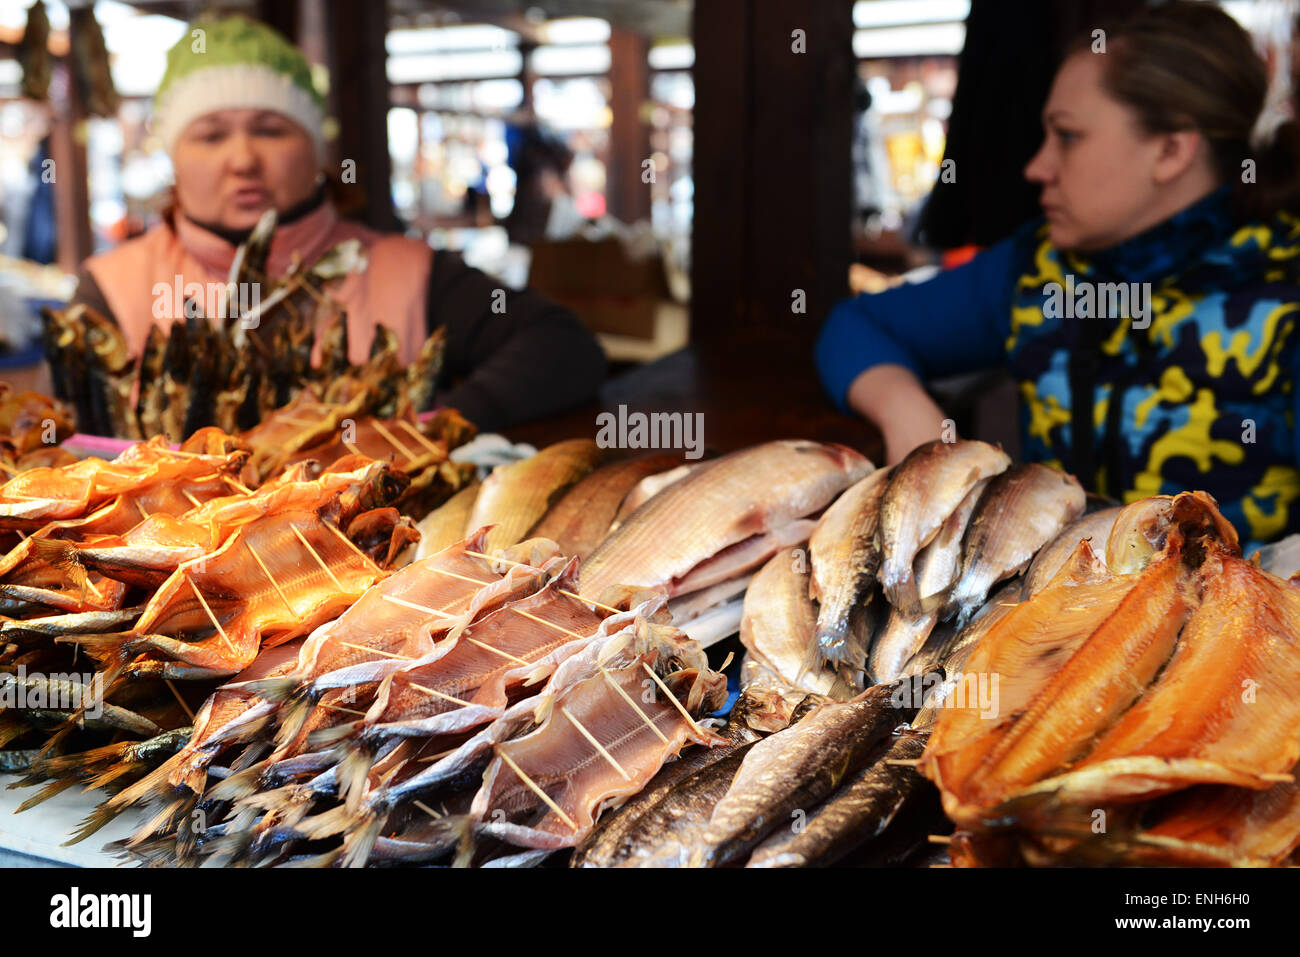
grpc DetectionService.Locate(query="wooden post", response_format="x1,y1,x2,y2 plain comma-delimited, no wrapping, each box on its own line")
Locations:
48,59,92,273
321,0,399,230
690,0,854,346
607,27,652,225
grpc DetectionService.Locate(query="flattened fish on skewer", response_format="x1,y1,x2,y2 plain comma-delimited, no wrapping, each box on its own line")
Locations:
582,440,871,601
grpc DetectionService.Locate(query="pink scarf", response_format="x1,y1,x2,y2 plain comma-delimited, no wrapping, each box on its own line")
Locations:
85,202,433,366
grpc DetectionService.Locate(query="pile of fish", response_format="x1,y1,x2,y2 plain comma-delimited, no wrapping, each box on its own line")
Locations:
53,530,728,867
740,439,1087,696
0,418,476,810
0,387,78,474
921,491,1300,867
40,210,447,442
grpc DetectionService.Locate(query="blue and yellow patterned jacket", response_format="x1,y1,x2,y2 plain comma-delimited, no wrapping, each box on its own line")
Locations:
815,188,1300,548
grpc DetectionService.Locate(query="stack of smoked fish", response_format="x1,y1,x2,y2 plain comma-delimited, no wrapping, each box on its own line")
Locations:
43,437,882,866
738,439,1088,697
921,490,1300,867
63,530,730,868
0,417,473,808
41,211,449,444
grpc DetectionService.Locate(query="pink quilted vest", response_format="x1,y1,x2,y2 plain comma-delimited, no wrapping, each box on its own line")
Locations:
84,202,433,365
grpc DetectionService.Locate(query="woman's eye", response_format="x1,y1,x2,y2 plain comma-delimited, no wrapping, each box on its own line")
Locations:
1055,128,1078,145
253,125,288,137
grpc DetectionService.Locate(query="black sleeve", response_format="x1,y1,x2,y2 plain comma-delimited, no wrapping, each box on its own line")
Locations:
69,266,118,324
425,250,608,432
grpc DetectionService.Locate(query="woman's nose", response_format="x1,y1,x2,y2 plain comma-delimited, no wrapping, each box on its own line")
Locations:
1024,142,1051,184
225,131,259,172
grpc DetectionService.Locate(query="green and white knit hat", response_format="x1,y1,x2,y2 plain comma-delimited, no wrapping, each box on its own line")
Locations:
153,15,326,159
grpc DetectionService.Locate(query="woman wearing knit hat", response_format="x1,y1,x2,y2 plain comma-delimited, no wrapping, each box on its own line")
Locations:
71,15,606,432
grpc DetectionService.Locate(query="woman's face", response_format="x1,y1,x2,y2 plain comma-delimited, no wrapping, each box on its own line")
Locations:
171,109,319,231
1023,51,1198,252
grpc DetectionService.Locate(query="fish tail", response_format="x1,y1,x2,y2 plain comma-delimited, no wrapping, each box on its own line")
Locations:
272,694,313,749
125,796,191,848
340,809,386,868
14,776,81,813
104,749,185,812
238,674,300,703
280,846,345,868
293,803,353,841
206,761,267,802
337,745,375,815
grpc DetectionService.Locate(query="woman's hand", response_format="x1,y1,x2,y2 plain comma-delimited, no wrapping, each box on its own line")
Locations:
846,364,952,465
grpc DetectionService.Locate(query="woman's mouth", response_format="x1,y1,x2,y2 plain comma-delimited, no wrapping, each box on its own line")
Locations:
230,186,271,208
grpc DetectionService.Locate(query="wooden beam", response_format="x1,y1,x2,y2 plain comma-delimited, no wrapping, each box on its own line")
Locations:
48,59,92,273
607,27,652,225
322,0,399,230
690,0,854,345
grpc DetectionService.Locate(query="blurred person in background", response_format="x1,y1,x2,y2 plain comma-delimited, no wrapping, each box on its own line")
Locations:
72,15,605,431
816,1,1300,547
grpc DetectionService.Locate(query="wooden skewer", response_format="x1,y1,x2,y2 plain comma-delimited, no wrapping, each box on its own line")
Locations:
463,550,623,615
718,650,735,671
408,681,473,708
322,520,381,573
370,419,417,464
929,864,953,869
273,414,321,427
335,639,413,661
416,745,464,763
640,662,704,736
413,799,443,820
510,607,590,641
463,635,532,666
1260,772,1295,783
164,679,195,722
927,834,953,845
222,475,253,495
561,706,630,781
186,575,235,655
320,702,368,716
884,758,924,767
600,667,669,744
290,524,346,591
424,564,491,587
382,593,457,619
396,419,444,456
343,440,365,458
0,461,17,476
134,500,150,520
495,747,577,831
180,489,203,508
245,540,299,620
